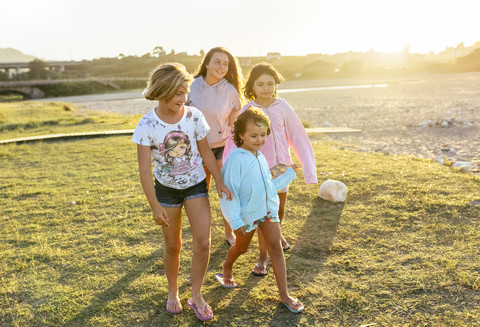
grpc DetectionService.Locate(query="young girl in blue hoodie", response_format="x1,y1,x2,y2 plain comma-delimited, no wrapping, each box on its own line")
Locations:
215,107,304,313
187,47,243,246
223,63,317,277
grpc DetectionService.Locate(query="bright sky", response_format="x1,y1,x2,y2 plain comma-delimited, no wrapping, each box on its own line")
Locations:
2,0,479,61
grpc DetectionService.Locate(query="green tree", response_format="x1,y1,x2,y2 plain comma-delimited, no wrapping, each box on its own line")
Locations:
152,46,166,57
28,59,49,79
0,70,8,81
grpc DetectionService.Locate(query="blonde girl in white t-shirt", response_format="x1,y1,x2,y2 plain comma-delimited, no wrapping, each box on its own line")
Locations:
132,63,232,322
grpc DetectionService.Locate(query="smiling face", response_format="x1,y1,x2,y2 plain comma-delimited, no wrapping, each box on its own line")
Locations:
162,82,189,114
239,119,268,155
205,52,229,84
253,73,276,103
169,140,188,158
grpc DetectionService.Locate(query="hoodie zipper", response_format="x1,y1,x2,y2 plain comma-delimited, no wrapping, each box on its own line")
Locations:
255,152,269,212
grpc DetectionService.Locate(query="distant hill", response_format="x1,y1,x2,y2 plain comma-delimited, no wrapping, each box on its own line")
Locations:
456,48,480,72
0,48,37,63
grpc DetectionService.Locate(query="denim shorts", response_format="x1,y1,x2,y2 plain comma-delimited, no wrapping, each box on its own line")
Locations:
154,179,208,208
211,147,225,161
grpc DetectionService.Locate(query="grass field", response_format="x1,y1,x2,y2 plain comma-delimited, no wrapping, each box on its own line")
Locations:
0,102,140,140
1,102,480,326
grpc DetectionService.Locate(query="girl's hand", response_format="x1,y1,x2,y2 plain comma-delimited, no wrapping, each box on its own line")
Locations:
216,182,232,201
290,164,299,171
234,226,246,236
152,203,169,227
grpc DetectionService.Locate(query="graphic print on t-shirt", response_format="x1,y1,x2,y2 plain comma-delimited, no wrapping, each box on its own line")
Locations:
132,106,209,189
156,130,199,185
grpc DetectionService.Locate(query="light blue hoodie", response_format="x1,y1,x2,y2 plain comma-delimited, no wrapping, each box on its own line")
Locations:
220,148,296,230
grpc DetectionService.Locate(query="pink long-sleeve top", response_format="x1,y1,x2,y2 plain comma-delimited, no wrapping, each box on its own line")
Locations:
223,99,317,184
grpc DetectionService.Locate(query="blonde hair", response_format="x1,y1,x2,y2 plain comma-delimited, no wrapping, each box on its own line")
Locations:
143,63,193,101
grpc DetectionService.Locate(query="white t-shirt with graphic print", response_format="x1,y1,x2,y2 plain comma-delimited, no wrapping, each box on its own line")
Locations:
132,106,210,189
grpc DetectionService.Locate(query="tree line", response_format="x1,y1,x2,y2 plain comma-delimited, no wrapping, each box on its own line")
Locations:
2,45,480,82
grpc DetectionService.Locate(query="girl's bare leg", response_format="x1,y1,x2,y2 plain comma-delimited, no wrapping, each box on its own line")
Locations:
203,165,212,190
204,160,235,245
278,192,289,248
161,206,183,312
184,196,213,318
222,229,255,280
277,192,288,223
258,222,303,310
255,192,289,272
255,228,268,273
223,219,235,245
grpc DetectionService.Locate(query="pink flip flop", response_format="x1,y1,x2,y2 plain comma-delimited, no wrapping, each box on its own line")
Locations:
187,298,213,321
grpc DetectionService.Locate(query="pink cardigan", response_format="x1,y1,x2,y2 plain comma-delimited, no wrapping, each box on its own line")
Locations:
223,99,317,184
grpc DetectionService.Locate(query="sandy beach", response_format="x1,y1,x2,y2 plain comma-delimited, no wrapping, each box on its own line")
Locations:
280,72,480,163
46,72,480,164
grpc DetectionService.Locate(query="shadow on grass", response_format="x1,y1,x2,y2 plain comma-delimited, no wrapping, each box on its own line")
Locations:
58,196,345,326
292,197,345,261
65,249,162,326
268,197,345,324
203,197,345,325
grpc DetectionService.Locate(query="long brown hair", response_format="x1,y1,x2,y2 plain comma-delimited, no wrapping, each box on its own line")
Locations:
194,47,243,95
243,63,284,101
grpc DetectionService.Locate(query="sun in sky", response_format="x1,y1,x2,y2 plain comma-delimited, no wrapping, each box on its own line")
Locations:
1,0,479,60
285,0,480,55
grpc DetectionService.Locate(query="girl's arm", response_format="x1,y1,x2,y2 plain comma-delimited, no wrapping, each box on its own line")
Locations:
137,144,170,226
271,166,297,191
221,133,236,163
219,155,246,231
228,106,241,127
197,138,232,200
283,104,318,184
228,93,242,126
223,104,249,162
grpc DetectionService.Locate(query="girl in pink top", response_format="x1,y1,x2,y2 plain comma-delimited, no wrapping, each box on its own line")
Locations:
188,47,243,246
223,63,317,276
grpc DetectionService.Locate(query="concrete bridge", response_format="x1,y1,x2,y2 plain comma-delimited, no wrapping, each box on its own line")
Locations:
0,61,81,79
0,81,46,98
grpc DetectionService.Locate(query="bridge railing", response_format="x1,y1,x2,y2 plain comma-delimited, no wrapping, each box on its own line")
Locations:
0,77,146,87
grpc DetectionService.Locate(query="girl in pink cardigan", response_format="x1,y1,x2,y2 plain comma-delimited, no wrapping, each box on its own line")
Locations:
223,63,317,276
